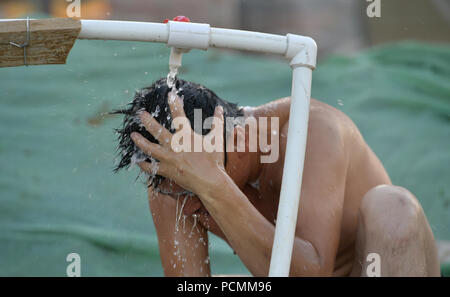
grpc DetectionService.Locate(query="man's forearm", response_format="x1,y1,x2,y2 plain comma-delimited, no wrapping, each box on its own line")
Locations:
149,190,211,277
198,171,322,276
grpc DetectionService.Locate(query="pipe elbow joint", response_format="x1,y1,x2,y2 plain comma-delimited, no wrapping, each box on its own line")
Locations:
284,34,317,70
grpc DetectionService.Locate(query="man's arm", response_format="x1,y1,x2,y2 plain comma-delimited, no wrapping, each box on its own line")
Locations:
149,189,211,276
196,114,347,276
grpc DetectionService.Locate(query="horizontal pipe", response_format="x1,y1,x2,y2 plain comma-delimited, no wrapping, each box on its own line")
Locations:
79,20,169,43
209,28,287,55
1,19,313,62
78,20,288,55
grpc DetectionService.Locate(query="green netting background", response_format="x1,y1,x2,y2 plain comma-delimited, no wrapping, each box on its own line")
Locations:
0,39,449,276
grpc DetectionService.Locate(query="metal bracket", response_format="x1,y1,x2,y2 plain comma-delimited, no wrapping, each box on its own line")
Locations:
9,17,30,66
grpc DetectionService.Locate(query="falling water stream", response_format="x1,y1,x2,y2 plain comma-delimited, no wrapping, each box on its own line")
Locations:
166,63,209,271
167,65,178,90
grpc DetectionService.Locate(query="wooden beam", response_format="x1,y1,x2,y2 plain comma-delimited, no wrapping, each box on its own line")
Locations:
0,18,81,68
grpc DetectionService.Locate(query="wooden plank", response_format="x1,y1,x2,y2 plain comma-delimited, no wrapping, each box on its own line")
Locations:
0,18,81,68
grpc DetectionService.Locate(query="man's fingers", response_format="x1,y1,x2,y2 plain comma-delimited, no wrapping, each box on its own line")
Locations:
131,132,171,161
167,90,189,129
211,105,224,131
139,111,172,147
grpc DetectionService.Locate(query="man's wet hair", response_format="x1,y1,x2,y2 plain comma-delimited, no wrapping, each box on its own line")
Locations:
112,77,244,188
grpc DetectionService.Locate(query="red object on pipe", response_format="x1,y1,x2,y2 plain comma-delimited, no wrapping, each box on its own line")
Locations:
163,16,191,23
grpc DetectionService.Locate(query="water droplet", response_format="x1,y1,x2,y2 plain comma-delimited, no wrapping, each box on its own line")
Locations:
152,105,160,118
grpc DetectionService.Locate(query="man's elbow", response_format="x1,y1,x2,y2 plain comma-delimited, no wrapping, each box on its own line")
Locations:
290,262,334,277
289,246,334,276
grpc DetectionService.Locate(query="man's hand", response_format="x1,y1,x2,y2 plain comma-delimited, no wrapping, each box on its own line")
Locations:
130,91,227,197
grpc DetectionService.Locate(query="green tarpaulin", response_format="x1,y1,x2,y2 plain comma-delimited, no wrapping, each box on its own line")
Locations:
0,38,449,276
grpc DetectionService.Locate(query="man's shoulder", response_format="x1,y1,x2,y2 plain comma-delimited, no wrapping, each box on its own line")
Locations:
310,98,352,123
275,97,362,161
278,98,357,146
308,98,358,141
303,99,361,162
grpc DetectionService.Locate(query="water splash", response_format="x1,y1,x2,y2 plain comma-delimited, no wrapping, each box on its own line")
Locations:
167,65,178,90
167,64,180,122
130,149,147,167
152,105,160,118
250,179,260,191
188,213,198,238
182,214,187,232
130,108,145,128
175,195,189,233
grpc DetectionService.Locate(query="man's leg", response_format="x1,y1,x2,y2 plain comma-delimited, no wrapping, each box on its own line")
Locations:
351,185,440,276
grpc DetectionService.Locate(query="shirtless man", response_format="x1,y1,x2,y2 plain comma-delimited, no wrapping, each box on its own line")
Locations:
115,78,440,276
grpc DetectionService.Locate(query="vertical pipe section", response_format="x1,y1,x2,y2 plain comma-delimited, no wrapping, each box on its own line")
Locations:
268,65,312,276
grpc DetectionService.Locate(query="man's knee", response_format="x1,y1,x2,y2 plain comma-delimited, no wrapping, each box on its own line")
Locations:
359,185,423,241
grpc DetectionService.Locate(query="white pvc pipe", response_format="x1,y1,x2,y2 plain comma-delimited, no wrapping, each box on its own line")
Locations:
209,28,287,55
79,20,169,42
78,20,288,55
2,19,300,58
268,66,312,276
